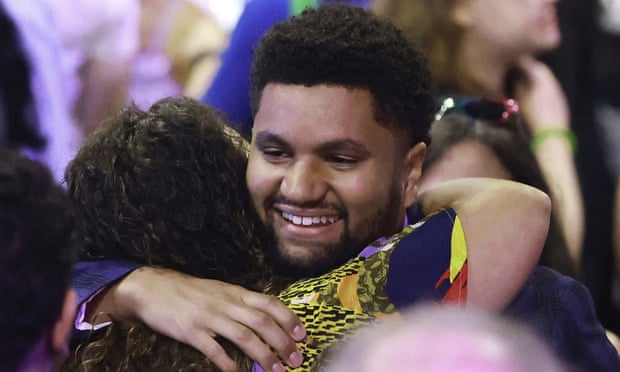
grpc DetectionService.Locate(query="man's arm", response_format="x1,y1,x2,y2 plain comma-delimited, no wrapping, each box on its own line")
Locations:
76,263,305,371
417,177,551,310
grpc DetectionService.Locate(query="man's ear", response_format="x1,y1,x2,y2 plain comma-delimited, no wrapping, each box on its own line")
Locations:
450,0,474,28
51,289,77,357
403,142,427,208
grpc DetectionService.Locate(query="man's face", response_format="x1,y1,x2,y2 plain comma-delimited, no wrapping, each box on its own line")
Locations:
247,84,424,278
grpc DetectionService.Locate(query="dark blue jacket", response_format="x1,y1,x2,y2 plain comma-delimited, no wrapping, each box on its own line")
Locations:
504,265,620,371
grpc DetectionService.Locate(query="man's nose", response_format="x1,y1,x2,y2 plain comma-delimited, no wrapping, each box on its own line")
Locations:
280,159,328,203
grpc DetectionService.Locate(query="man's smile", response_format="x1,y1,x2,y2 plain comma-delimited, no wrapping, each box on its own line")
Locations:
271,206,344,244
281,211,340,226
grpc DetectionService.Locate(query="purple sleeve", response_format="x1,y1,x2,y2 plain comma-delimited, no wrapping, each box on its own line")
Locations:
73,260,142,305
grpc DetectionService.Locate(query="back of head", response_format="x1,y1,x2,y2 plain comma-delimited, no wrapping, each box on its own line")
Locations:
324,304,566,372
250,4,435,145
66,97,267,288
0,150,78,371
64,97,265,371
424,112,578,277
424,112,541,187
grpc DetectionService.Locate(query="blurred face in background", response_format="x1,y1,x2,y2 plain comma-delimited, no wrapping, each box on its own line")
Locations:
418,139,512,193
452,0,560,56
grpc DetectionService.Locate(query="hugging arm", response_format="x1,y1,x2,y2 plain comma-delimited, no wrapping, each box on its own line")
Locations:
72,264,305,371
417,177,551,310
73,177,549,369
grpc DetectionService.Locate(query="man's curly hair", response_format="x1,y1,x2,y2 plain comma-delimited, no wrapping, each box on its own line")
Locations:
250,4,436,145
0,150,78,371
63,98,267,371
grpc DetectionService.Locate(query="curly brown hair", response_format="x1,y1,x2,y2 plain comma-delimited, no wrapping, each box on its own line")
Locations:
66,97,267,286
63,97,269,371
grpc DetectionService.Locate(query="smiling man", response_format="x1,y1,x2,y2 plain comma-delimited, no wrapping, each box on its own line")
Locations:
70,4,619,372
248,85,417,278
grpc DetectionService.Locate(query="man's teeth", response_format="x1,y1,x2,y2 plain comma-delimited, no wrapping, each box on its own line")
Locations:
281,212,338,226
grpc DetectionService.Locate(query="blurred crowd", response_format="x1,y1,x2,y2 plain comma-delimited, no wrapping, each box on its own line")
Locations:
2,0,620,371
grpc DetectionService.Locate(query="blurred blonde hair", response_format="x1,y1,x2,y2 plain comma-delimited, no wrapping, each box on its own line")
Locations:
373,0,476,93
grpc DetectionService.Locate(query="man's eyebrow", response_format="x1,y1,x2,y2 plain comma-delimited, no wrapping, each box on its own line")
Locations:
254,131,291,149
254,132,370,155
315,139,370,155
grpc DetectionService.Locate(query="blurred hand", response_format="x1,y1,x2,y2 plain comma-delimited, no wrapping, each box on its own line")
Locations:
111,267,306,371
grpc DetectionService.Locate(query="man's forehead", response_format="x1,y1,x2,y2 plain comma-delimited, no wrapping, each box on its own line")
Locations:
254,83,374,123
258,83,373,103
252,83,414,150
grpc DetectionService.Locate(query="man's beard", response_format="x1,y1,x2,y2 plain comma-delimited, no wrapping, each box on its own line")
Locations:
261,186,404,281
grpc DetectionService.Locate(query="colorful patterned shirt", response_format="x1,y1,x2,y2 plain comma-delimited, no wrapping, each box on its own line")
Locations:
271,208,467,370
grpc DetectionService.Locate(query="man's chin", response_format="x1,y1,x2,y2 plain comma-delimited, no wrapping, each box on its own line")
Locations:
269,252,343,280
266,241,357,280
261,223,369,280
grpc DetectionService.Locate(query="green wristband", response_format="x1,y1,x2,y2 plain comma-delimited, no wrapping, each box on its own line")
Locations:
531,127,578,155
